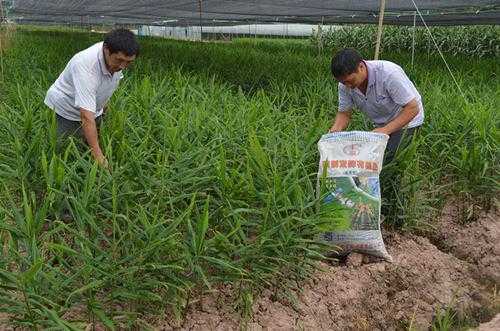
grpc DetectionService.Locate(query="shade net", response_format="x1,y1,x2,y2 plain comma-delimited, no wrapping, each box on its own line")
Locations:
6,1,500,26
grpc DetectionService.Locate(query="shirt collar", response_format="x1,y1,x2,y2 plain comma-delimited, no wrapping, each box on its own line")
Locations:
98,43,112,77
365,60,376,88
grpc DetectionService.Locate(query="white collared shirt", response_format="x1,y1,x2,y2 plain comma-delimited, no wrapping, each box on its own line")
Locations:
338,60,424,128
45,42,123,121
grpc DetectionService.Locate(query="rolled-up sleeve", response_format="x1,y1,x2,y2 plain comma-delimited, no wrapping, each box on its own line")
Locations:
71,61,97,113
338,83,353,112
386,72,416,106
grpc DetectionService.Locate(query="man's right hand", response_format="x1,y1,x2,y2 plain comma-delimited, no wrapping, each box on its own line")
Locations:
329,125,342,133
81,108,108,169
328,110,352,133
93,152,109,169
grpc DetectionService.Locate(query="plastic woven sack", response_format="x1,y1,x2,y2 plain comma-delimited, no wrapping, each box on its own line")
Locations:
316,131,392,262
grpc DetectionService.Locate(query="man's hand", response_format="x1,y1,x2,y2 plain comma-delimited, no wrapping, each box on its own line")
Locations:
81,108,108,169
329,125,341,133
372,127,391,135
329,110,352,133
93,151,109,169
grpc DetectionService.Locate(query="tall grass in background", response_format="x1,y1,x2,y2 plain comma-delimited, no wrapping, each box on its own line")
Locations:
0,28,498,328
313,25,500,58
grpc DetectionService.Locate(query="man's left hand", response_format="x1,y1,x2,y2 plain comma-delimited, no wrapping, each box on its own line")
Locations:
372,127,391,135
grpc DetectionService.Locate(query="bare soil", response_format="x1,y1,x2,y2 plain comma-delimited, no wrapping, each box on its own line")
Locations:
475,313,500,331
158,200,499,330
430,202,500,285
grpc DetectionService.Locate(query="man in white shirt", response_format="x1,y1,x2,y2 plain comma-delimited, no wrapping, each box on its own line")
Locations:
329,48,424,162
45,28,139,167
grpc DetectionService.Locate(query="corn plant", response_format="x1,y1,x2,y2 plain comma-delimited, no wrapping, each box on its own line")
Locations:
313,25,500,58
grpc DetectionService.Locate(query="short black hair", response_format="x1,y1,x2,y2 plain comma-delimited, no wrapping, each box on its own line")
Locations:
104,28,140,57
331,48,363,78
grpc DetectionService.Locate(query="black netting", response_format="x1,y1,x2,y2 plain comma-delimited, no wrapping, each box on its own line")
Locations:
7,0,500,26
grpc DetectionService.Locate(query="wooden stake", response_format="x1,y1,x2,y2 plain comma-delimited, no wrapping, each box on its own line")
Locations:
198,0,203,41
0,2,5,81
411,11,417,68
374,0,386,60
0,1,4,24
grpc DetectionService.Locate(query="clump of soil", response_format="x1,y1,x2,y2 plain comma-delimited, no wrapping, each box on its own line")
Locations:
475,313,500,331
431,201,500,285
0,313,14,331
159,201,499,330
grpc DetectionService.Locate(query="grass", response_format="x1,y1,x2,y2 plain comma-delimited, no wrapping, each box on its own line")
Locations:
0,27,498,328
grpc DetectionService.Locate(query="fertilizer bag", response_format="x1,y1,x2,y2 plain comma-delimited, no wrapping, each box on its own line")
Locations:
316,131,391,262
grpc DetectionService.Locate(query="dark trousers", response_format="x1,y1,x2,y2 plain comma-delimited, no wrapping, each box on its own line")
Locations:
384,126,420,164
56,113,102,140
53,113,103,223
380,126,420,225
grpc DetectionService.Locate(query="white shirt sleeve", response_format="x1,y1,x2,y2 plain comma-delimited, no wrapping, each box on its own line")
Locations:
71,61,98,113
385,72,416,106
338,83,354,112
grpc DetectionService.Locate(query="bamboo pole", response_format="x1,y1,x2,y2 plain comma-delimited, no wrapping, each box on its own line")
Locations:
0,0,4,24
374,0,386,60
0,1,5,81
411,11,417,68
198,0,203,41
